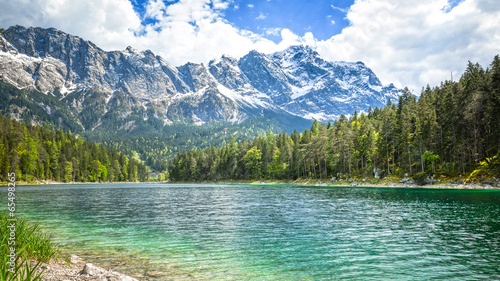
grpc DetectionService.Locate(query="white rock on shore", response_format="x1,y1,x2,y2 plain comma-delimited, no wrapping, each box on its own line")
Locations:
38,255,138,281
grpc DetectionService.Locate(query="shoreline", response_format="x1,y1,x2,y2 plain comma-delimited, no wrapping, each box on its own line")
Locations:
0,179,148,186
37,254,138,281
172,178,500,190
38,250,204,280
2,178,499,190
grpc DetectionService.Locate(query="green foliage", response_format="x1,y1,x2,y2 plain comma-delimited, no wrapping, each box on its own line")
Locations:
0,114,147,182
0,80,83,133
244,146,262,179
412,172,428,185
468,156,500,182
100,113,310,172
0,212,60,280
169,55,500,182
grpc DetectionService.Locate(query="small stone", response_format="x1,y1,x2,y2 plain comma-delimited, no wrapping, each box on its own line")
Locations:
69,254,79,264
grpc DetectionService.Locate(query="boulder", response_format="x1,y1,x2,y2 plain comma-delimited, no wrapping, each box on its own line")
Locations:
399,177,410,184
82,263,105,276
482,180,493,186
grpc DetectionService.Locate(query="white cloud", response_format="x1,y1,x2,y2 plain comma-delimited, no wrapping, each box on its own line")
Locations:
131,0,281,65
264,27,282,36
0,0,298,66
0,0,141,51
134,0,321,65
248,4,254,8
316,0,500,90
256,13,267,20
331,5,349,13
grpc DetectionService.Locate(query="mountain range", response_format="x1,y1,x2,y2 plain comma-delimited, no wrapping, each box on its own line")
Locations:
0,25,400,135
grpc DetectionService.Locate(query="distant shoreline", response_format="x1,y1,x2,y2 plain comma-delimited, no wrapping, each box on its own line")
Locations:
0,179,145,186
2,178,499,190
166,178,500,190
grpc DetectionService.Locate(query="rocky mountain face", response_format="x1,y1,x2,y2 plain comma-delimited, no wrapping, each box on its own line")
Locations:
0,25,400,132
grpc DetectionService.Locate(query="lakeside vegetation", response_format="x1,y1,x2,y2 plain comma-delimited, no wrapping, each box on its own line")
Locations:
0,211,60,280
168,56,500,183
0,56,498,185
0,114,148,183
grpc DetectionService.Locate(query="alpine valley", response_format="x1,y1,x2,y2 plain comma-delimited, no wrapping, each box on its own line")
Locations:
0,25,401,168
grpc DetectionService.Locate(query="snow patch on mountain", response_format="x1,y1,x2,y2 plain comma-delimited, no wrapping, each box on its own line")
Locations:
0,26,402,125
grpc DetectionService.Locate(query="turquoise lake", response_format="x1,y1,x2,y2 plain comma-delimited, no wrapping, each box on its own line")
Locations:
1,183,500,280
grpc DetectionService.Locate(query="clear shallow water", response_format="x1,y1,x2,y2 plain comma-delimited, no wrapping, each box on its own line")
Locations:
1,183,500,280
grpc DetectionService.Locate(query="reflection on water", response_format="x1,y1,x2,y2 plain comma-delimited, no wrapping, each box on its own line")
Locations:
1,184,500,280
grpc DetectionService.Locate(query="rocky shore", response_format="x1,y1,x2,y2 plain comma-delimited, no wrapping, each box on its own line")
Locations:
215,177,500,190
38,255,138,281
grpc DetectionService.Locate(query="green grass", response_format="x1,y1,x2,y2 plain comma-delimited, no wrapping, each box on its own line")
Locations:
0,211,60,281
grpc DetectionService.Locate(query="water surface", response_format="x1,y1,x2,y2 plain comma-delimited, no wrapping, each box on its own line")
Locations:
1,183,499,280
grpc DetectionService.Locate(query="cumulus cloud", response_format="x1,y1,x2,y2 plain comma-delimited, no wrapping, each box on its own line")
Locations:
131,0,279,64
0,0,141,51
115,0,315,65
316,0,500,90
0,0,301,66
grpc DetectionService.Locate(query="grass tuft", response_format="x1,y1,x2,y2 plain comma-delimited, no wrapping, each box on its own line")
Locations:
0,211,60,280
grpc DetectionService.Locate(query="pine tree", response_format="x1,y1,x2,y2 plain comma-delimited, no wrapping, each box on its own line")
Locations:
244,146,262,179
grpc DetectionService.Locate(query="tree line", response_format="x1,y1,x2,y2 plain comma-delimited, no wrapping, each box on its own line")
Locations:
168,55,500,182
101,113,310,173
0,114,148,182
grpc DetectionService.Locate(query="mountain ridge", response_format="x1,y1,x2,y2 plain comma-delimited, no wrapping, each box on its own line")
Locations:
0,25,400,127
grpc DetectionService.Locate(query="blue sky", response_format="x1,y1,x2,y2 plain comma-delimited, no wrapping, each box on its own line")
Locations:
0,0,498,91
128,0,354,42
225,0,354,42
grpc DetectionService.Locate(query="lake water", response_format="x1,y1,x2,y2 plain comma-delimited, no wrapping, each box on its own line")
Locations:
1,183,500,280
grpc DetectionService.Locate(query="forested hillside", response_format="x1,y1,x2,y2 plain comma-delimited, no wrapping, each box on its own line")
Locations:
169,56,500,182
101,110,311,172
0,114,148,182
0,78,312,172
